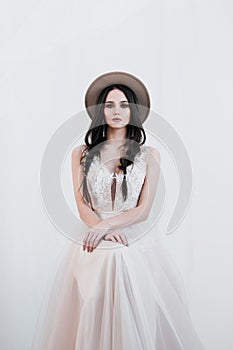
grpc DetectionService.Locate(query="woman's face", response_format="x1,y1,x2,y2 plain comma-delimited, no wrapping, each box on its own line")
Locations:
104,89,130,129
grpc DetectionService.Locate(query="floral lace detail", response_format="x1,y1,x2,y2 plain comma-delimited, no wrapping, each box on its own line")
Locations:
86,146,150,217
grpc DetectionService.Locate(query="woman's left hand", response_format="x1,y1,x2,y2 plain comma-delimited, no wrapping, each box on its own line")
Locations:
83,226,109,252
104,230,128,247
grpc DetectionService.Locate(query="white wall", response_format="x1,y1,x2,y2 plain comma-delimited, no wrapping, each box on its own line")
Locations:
1,0,233,349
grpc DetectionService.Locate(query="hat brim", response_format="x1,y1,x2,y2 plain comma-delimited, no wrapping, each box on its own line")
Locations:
84,71,150,124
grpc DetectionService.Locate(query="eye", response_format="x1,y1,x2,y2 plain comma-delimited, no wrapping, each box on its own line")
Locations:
120,103,129,109
105,103,114,109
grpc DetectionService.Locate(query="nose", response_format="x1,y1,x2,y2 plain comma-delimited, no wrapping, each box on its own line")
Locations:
114,104,120,115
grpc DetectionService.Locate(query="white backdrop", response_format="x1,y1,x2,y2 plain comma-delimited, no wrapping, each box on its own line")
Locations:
1,0,233,349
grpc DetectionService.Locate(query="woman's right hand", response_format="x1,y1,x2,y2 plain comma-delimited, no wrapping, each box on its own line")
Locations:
104,230,128,247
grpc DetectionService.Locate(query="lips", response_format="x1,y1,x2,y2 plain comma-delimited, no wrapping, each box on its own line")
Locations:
112,118,122,122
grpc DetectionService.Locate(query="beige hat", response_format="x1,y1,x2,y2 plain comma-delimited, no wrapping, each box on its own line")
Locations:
84,71,150,123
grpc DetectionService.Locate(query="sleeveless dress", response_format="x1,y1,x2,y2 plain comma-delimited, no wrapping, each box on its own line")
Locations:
32,145,205,350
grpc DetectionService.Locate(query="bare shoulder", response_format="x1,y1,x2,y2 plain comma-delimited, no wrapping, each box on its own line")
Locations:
71,144,87,161
146,146,161,161
144,146,160,172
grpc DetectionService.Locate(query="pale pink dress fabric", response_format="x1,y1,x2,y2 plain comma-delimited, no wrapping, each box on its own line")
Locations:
31,146,205,350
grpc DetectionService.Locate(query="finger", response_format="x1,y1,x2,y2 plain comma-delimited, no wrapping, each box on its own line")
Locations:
120,233,128,246
104,234,114,241
92,235,102,250
83,232,91,251
113,233,123,244
107,234,117,242
115,233,128,246
90,234,98,252
92,234,101,252
88,237,94,252
87,233,95,252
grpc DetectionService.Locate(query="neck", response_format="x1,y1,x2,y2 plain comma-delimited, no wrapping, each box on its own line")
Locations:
106,127,127,146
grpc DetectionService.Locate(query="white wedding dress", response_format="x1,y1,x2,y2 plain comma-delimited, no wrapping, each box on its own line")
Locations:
32,145,205,350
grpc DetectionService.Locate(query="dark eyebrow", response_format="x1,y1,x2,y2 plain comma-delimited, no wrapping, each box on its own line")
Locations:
105,100,129,103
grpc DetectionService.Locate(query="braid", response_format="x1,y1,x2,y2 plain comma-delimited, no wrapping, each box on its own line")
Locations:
79,146,97,209
118,140,141,200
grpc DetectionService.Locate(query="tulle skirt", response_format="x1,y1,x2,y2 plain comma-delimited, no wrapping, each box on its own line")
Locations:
31,221,205,350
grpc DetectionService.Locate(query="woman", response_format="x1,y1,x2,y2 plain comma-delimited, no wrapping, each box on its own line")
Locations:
32,72,205,349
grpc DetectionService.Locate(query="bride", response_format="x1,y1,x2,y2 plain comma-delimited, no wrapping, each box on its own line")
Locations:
32,71,205,349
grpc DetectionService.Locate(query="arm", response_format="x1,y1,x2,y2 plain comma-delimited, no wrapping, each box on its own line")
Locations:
95,147,161,231
71,145,101,227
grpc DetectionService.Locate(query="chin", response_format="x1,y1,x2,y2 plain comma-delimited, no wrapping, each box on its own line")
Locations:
109,121,127,127
109,124,127,129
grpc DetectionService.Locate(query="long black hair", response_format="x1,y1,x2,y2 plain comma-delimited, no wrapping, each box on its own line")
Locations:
80,84,147,208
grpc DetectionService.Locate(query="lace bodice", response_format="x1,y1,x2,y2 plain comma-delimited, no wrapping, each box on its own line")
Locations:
86,145,150,219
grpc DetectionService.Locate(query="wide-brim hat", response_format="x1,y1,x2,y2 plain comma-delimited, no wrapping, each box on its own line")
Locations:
84,71,150,123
